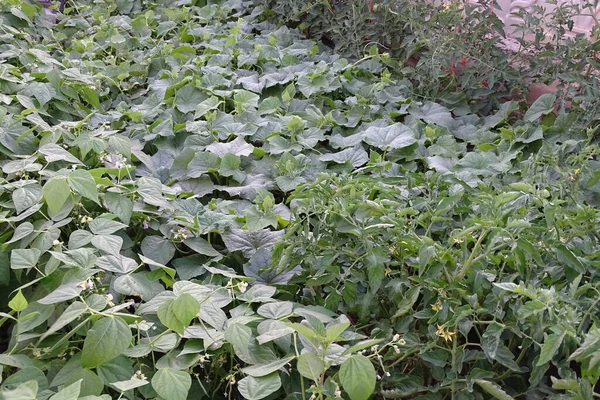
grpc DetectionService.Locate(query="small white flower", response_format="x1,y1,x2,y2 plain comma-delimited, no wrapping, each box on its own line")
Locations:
385,371,391,377
52,240,61,246
238,281,248,294
86,280,94,290
393,333,401,342
334,390,342,397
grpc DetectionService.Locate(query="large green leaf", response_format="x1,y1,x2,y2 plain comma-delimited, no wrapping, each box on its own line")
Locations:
339,355,376,400
241,356,295,377
362,123,417,150
49,380,81,400
68,169,99,204
237,373,281,400
10,248,41,270
151,368,191,400
43,177,71,215
296,352,324,382
0,380,38,400
157,293,199,335
81,317,132,368
523,94,556,122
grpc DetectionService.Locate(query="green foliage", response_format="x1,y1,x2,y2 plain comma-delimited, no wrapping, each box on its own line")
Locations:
0,0,598,399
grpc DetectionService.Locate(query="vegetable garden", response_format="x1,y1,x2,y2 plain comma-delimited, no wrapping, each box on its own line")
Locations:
0,0,599,399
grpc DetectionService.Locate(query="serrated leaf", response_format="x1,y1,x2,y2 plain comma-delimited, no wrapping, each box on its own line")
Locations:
475,380,515,400
536,329,566,366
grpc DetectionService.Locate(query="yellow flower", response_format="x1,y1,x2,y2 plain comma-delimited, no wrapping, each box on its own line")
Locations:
431,300,442,312
436,325,456,342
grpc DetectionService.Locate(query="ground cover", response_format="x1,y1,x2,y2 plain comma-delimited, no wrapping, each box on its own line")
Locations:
0,1,599,399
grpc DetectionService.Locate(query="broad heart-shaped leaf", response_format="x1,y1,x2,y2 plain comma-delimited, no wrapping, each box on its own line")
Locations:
524,93,556,122
113,273,166,301
157,293,200,335
319,145,369,167
339,355,376,400
187,152,220,178
49,379,81,400
224,323,253,362
151,368,191,400
40,301,87,341
0,380,38,400
81,317,132,368
206,137,255,157
88,218,128,235
141,235,175,265
238,373,281,400
362,123,417,150
10,248,41,270
454,152,506,177
234,89,260,111
43,177,71,215
68,169,99,204
175,84,207,114
222,229,284,258
111,378,149,392
39,143,83,165
6,222,34,245
91,235,123,256
13,185,42,214
38,283,84,305
104,192,133,225
297,352,324,382
183,237,221,257
411,102,454,128
173,293,200,326
241,356,295,377
158,298,186,335
8,290,28,312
